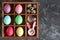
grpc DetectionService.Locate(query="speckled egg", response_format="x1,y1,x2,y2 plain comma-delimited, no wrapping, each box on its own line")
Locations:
4,4,11,13
15,15,23,25
6,26,14,36
16,27,24,37
15,4,23,14
4,15,11,25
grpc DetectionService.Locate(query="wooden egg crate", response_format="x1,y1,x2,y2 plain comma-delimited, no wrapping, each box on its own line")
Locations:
2,2,38,38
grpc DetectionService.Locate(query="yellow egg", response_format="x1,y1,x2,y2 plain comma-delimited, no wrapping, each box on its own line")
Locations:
16,27,24,37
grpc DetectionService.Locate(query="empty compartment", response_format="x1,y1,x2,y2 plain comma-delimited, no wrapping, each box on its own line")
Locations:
15,26,25,37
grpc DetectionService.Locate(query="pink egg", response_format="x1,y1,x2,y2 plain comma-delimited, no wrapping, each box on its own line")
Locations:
15,4,23,14
4,4,11,13
6,26,13,36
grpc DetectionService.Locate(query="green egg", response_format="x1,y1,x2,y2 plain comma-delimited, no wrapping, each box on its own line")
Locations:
15,15,23,25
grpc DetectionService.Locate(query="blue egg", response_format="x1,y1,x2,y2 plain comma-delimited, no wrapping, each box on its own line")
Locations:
4,15,11,25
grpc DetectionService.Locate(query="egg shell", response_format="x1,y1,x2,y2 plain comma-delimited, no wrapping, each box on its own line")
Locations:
4,15,11,25
15,4,23,14
16,27,24,37
15,15,23,25
27,4,32,8
6,26,14,36
4,4,11,13
32,10,36,14
27,9,31,13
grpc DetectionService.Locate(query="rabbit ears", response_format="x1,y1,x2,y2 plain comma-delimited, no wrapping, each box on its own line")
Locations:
26,21,36,29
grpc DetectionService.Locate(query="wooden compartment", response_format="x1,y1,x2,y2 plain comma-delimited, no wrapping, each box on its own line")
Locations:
4,26,14,37
26,15,37,37
3,4,14,14
2,2,38,38
26,4,37,14
15,26,25,37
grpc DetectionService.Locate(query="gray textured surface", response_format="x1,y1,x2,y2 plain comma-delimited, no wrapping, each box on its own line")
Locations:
1,0,60,40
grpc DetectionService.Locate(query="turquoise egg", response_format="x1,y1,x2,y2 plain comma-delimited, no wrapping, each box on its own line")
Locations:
4,15,11,25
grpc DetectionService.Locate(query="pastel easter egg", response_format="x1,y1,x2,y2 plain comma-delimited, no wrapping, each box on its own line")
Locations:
4,15,11,25
15,15,23,25
4,4,11,13
16,27,24,37
6,26,14,36
15,4,23,14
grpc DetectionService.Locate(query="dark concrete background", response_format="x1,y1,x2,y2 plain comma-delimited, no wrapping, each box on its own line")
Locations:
0,0,60,40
